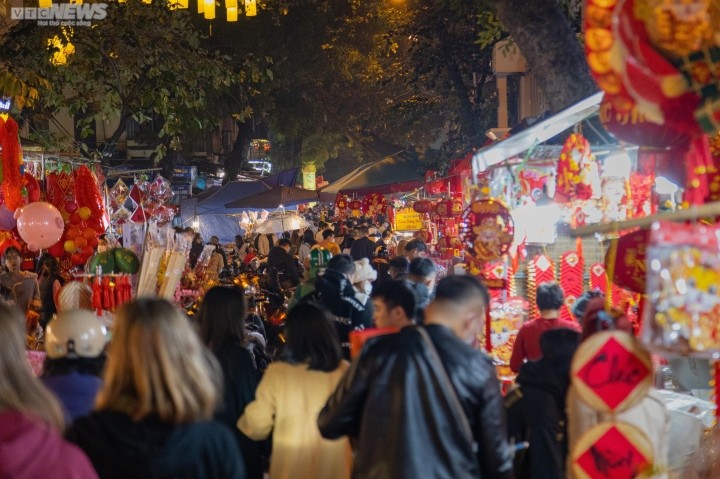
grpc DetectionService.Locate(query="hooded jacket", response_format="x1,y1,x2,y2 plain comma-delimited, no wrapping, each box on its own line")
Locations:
311,269,372,357
318,324,513,479
505,359,570,479
66,410,246,479
0,410,98,479
265,246,299,287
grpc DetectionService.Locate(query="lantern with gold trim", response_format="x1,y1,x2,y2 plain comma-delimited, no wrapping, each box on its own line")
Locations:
334,194,351,212
434,198,463,218
412,200,434,214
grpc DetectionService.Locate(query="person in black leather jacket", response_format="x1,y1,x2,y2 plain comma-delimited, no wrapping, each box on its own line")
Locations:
308,254,372,359
318,275,514,479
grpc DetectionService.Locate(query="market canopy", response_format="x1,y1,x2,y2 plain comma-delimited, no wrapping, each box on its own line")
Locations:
194,180,269,215
224,185,319,209
471,92,604,178
320,155,425,201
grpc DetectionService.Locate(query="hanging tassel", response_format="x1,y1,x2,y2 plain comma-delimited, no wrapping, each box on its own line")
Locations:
91,276,103,315
576,236,583,258
485,306,492,354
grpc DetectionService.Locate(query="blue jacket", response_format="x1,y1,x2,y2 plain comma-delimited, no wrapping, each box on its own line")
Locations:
41,373,102,422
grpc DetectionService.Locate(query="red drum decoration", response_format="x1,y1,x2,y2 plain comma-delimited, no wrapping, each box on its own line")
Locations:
434,198,463,218
361,193,388,215
412,200,434,214
348,199,362,211
460,200,514,262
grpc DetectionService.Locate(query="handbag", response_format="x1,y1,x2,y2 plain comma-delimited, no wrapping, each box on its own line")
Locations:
417,326,476,450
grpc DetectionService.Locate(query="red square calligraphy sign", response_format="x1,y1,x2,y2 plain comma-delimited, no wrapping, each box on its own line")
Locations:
576,425,650,479
576,336,651,411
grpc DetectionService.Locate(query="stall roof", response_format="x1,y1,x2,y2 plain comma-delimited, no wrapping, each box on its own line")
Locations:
472,92,604,180
225,185,319,209
320,155,424,200
195,180,269,215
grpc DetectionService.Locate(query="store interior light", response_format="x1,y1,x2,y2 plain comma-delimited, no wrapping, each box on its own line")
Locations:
192,217,200,229
655,176,679,195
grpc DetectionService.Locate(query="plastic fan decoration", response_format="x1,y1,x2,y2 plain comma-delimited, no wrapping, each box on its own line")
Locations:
334,194,350,211
459,200,514,262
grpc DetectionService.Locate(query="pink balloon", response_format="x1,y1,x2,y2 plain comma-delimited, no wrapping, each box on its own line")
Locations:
16,202,65,251
0,205,16,231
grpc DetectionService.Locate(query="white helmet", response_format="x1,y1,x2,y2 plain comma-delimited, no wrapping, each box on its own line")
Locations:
45,310,107,359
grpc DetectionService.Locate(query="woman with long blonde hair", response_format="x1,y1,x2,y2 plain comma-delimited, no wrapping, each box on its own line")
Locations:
0,303,97,478
66,298,246,479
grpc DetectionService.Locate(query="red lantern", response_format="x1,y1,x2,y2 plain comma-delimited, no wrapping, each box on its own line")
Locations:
425,179,446,195
460,200,514,262
413,200,433,214
349,199,362,211
434,198,463,218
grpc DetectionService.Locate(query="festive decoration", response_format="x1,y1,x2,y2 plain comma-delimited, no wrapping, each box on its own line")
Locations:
459,200,514,262
560,251,585,322
555,133,600,202
572,422,653,479
572,331,652,412
348,199,362,211
527,254,556,320
0,117,23,211
361,193,388,216
14,202,65,252
334,193,350,211
606,229,649,294
434,198,463,218
643,221,720,356
488,297,528,381
0,205,16,231
589,262,608,294
412,200,434,214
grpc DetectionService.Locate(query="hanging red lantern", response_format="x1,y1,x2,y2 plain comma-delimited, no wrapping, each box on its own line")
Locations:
425,179,446,195
460,200,514,262
434,198,463,218
412,200,434,214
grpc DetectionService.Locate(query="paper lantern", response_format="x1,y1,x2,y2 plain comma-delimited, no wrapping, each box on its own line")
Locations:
244,0,256,16
412,200,433,214
434,198,463,218
203,0,215,19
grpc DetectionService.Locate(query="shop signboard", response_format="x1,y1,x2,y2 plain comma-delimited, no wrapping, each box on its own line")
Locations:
394,207,423,231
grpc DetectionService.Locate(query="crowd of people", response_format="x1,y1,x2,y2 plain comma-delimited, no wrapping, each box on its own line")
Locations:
0,211,686,479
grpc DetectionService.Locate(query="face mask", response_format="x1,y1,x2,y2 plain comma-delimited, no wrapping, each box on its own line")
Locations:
363,282,373,295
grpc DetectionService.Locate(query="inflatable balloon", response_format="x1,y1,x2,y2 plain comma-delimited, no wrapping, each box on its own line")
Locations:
0,205,16,231
14,202,65,252
65,201,78,213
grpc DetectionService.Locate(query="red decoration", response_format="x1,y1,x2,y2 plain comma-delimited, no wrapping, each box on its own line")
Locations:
459,200,514,262
348,199,362,211
334,194,350,211
556,133,596,202
0,117,23,211
607,229,649,294
599,96,685,149
361,193,387,216
576,335,651,410
589,262,608,293
412,200,434,214
527,255,556,319
560,251,585,322
575,424,652,479
73,166,106,232
434,198,463,218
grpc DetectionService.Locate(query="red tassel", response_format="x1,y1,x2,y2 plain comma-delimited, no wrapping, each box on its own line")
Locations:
485,306,492,353
92,277,103,314
576,237,583,258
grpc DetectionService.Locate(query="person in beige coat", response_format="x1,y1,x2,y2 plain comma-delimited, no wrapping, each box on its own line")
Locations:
566,298,670,479
205,245,224,282
238,302,352,479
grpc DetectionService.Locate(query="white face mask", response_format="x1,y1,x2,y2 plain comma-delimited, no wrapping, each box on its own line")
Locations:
363,281,373,295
